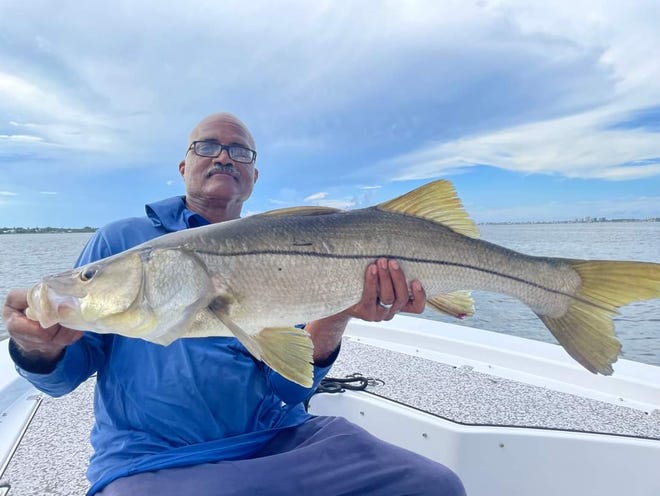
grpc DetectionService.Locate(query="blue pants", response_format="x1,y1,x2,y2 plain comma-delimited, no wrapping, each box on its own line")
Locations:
97,416,465,496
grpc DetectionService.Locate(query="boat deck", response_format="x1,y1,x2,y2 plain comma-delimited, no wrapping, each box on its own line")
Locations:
331,339,660,438
2,316,659,495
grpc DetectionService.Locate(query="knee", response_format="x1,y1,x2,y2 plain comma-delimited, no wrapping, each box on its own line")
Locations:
426,465,466,496
406,461,466,496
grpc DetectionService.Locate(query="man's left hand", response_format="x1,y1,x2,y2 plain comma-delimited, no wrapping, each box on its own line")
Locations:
305,258,426,365
346,258,426,322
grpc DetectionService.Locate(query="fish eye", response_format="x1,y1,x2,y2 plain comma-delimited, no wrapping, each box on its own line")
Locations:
79,267,98,282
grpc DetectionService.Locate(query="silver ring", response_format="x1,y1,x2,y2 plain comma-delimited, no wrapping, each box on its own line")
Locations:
378,302,393,310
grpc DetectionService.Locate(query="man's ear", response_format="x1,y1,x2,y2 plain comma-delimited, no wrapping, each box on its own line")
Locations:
179,160,186,179
253,167,259,184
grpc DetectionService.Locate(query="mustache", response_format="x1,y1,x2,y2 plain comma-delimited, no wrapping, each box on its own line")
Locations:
207,163,239,178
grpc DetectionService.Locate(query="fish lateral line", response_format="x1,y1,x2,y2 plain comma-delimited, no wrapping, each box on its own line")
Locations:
191,248,611,312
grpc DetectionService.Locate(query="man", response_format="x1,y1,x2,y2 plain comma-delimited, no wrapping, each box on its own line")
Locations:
3,113,465,495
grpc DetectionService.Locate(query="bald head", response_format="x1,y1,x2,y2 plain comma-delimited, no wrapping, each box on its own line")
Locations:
180,112,259,223
189,113,256,151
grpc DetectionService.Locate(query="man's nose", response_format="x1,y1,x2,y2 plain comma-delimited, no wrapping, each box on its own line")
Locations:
216,148,233,164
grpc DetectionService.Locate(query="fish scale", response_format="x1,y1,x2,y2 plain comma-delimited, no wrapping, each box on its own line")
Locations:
190,208,579,323
25,180,660,384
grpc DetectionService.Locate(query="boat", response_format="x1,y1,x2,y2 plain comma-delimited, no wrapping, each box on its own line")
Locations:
1,315,659,495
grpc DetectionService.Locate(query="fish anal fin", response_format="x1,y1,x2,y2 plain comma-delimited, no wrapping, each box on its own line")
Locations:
427,291,475,319
377,180,479,238
261,206,342,217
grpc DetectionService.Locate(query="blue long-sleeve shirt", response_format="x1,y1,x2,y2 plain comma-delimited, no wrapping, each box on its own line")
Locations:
13,197,336,495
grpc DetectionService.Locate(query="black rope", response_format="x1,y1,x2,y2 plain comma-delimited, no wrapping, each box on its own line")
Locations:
304,373,384,411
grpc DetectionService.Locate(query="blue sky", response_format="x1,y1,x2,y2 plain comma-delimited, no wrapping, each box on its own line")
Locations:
1,0,659,227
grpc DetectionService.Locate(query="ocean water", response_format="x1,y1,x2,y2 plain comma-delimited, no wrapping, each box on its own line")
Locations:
423,222,660,367
0,223,658,366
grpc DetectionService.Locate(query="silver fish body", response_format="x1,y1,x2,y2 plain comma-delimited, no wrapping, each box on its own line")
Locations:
172,207,578,326
26,181,660,384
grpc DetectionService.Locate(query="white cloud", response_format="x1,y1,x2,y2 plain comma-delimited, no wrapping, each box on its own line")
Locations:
1,0,659,186
39,191,58,195
314,199,355,210
493,0,660,106
0,191,18,196
385,107,660,181
0,134,43,142
304,192,328,202
355,0,660,182
0,72,121,155
268,199,294,206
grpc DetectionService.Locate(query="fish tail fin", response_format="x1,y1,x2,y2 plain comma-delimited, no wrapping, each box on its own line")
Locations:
538,260,660,375
254,327,314,388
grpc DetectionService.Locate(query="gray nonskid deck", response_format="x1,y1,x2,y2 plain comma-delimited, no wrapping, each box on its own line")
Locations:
2,379,94,496
3,338,658,495
328,339,660,439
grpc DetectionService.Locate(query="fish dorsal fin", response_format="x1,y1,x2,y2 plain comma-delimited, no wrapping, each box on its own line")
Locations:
261,206,342,217
377,180,479,238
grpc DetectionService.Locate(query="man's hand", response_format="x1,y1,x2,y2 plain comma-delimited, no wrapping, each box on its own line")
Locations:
346,258,426,322
305,258,426,364
2,288,82,363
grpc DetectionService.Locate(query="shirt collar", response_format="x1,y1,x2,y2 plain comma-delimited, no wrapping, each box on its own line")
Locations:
145,196,210,231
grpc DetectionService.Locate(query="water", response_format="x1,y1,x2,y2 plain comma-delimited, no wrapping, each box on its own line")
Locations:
423,222,660,366
0,224,658,366
0,233,92,340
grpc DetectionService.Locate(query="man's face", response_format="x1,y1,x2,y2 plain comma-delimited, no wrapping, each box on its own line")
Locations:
179,115,258,203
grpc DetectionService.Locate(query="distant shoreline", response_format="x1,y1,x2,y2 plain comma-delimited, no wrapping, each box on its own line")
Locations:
1,218,658,234
479,218,659,225
0,227,96,234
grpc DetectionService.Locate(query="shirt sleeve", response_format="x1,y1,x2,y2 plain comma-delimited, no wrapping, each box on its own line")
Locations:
12,230,114,397
13,333,108,397
266,343,341,405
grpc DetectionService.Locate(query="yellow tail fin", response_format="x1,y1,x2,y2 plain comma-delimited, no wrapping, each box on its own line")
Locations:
539,260,660,375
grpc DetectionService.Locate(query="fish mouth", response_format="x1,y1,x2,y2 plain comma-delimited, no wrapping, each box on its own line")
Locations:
26,282,83,329
207,163,239,180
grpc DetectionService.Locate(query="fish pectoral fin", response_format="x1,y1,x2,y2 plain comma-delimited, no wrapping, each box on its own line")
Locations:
253,327,314,388
212,311,263,360
377,180,479,238
178,308,234,339
211,311,314,388
427,291,475,319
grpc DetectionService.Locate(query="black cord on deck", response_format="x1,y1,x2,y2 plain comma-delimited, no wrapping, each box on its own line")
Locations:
304,373,384,411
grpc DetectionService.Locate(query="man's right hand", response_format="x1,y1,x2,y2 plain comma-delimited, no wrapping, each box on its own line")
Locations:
3,288,83,364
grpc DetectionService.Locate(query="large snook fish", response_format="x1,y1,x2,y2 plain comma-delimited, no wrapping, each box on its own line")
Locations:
25,181,660,386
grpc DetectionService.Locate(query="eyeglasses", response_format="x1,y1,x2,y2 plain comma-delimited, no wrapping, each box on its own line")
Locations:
186,140,257,164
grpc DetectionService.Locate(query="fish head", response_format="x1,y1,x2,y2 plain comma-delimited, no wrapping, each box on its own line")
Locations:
26,247,214,341
26,250,155,335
